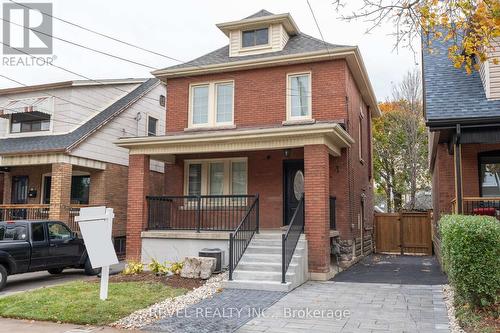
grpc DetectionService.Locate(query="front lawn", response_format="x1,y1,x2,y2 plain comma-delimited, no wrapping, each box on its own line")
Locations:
0,281,186,325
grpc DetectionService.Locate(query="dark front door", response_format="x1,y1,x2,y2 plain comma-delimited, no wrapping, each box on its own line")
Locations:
11,176,28,204
283,160,304,226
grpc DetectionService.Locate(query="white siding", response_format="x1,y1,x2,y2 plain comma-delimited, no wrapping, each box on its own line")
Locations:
71,83,166,172
480,38,500,100
0,83,139,137
228,23,289,57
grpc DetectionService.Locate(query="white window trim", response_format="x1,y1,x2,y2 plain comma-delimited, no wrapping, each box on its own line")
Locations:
188,80,235,129
183,157,248,196
240,26,271,51
286,72,312,121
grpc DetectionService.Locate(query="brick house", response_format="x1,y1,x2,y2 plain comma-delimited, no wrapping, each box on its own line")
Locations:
0,78,166,255
118,10,379,289
424,35,500,255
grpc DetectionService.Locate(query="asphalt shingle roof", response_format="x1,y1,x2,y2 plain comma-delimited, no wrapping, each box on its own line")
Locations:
0,78,159,154
244,9,274,19
163,33,351,72
423,36,500,123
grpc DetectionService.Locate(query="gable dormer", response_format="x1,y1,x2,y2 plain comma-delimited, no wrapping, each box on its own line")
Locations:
216,10,299,57
479,37,500,100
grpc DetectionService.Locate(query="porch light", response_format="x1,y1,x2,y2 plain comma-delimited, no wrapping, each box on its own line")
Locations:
284,149,291,158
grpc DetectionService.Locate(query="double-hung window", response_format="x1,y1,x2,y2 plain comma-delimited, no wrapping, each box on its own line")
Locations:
190,81,234,128
184,158,247,197
242,28,269,48
287,73,312,121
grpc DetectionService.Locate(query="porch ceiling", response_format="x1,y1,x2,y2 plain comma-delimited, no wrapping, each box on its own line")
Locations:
115,122,354,162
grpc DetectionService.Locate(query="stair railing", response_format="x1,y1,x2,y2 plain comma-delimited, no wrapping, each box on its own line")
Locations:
282,195,305,284
228,194,259,281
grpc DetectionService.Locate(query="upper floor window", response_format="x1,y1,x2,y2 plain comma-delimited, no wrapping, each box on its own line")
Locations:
189,81,234,128
10,113,50,133
242,28,269,48
287,73,312,121
148,116,158,136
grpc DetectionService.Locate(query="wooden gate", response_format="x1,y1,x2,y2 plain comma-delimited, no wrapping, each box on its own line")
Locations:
374,211,432,255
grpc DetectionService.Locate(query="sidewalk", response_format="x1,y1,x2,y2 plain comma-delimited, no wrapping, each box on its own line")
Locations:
0,318,137,333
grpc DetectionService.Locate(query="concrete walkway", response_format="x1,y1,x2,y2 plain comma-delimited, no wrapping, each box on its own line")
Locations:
238,255,450,333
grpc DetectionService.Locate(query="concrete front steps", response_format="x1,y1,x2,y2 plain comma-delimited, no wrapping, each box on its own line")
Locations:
224,232,308,292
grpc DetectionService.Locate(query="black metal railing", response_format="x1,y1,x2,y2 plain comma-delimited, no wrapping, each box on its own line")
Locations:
460,197,500,218
147,195,256,232
330,196,336,229
282,195,305,284
228,194,259,281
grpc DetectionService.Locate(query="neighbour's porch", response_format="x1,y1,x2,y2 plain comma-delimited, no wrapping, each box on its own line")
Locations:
118,123,353,279
440,128,500,218
0,157,107,232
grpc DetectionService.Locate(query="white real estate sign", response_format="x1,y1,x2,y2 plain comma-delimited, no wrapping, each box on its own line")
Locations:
76,206,118,300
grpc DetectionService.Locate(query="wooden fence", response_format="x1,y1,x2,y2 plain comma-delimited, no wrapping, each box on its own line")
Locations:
374,211,432,255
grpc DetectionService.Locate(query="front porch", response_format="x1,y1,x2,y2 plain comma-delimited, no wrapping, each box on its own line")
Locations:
119,123,354,280
0,157,108,232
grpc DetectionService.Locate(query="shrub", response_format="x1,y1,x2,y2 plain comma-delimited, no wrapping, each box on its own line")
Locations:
122,261,144,275
148,259,168,275
168,262,183,275
440,215,500,307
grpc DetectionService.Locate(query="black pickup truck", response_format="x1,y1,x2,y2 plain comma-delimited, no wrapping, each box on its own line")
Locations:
0,220,99,291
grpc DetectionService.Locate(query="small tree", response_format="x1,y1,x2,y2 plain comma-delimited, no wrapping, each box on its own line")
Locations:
373,70,429,211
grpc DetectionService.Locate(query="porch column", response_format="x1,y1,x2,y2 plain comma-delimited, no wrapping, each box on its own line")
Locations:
126,154,150,261
2,173,11,204
49,163,72,222
454,125,463,214
304,144,330,278
89,170,106,206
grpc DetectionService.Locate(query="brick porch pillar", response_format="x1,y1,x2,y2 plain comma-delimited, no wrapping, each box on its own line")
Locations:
126,154,150,261
304,144,330,278
2,173,11,204
89,169,106,206
49,163,72,222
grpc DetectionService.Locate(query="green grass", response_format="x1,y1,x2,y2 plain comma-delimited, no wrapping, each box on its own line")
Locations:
0,281,186,325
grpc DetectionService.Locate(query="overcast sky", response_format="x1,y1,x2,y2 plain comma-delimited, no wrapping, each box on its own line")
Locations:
0,0,420,100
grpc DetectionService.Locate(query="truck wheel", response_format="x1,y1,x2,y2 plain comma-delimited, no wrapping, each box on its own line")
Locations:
0,265,7,291
84,258,101,276
48,268,64,275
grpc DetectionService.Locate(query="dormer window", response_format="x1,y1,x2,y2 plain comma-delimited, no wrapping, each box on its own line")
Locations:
242,28,269,48
10,113,50,133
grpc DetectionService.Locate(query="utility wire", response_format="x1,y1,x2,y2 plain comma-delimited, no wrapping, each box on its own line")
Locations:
8,0,184,63
0,17,157,70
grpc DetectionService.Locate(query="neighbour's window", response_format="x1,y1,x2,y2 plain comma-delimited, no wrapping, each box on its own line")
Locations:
242,28,269,48
159,95,166,107
190,81,234,128
287,73,311,120
479,152,500,196
148,116,158,136
31,223,45,242
10,112,50,133
43,175,90,205
48,222,72,241
185,159,247,196
0,225,27,241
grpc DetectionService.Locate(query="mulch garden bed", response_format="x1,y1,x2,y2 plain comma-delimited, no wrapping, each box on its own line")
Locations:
91,273,206,290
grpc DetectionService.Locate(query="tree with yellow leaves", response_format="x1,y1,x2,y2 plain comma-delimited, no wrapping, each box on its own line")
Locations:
334,0,500,73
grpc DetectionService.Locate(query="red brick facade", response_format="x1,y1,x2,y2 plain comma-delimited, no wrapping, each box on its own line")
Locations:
125,59,374,273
